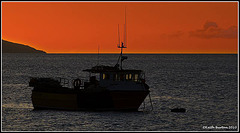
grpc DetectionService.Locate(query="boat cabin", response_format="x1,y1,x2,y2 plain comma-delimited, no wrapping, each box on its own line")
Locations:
83,65,144,82
83,65,145,89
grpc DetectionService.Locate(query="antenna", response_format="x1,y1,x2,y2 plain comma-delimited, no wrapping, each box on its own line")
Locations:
124,7,127,48
115,6,128,70
118,24,120,48
117,7,127,49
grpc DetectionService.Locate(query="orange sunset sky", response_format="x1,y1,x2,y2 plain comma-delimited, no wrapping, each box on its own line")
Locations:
2,2,239,54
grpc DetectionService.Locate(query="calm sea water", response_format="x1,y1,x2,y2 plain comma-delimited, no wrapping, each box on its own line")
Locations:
2,54,238,131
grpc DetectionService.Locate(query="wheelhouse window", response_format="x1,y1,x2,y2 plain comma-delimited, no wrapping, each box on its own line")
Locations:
113,74,116,81
134,74,138,82
129,74,132,80
102,73,110,80
120,74,124,81
103,73,105,79
111,72,140,82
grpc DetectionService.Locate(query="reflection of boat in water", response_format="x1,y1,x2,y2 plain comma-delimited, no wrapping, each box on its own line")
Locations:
29,9,152,111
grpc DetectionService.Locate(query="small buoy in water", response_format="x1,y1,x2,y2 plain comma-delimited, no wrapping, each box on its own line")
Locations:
171,108,186,113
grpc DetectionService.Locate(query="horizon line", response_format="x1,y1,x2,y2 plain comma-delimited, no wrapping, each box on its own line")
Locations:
45,52,238,54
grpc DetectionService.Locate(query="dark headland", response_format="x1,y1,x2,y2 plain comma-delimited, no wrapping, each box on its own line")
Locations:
2,40,46,53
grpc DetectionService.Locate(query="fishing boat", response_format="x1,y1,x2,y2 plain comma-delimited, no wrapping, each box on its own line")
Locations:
29,9,152,111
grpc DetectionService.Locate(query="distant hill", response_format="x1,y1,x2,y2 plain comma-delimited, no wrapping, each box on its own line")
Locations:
2,40,46,53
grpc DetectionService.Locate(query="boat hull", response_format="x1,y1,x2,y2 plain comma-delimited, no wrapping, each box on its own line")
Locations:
31,89,149,111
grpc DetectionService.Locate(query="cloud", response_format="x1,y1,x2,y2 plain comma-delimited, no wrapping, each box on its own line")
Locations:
203,21,218,30
189,21,237,39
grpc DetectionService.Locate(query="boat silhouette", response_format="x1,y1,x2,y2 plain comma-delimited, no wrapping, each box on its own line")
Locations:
29,8,151,111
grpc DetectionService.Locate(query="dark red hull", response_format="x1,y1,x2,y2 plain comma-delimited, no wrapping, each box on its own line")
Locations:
32,89,149,111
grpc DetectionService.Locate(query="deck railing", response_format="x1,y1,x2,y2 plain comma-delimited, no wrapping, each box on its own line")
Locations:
56,77,85,89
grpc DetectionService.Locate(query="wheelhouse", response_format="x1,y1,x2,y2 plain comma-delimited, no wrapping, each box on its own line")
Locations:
83,65,145,83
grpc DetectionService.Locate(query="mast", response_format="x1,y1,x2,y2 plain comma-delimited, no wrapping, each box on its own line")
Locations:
121,7,127,70
124,7,127,48
115,7,127,70
97,44,99,65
